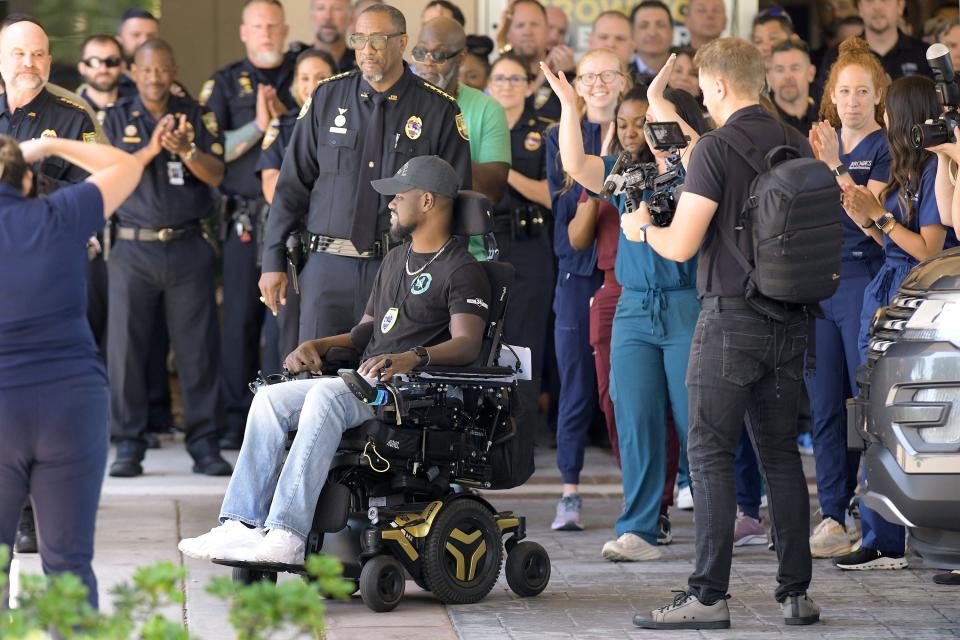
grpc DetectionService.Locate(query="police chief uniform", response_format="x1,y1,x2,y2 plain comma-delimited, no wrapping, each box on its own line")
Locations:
102,93,227,472
263,63,472,343
200,50,299,444
256,111,301,370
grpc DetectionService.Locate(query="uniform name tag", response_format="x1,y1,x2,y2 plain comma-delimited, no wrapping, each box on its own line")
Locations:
167,161,185,186
329,126,347,134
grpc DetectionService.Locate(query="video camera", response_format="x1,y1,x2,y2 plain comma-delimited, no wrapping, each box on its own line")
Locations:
599,121,689,227
911,43,960,149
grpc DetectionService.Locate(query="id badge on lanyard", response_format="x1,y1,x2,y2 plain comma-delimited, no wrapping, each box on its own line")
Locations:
167,160,185,186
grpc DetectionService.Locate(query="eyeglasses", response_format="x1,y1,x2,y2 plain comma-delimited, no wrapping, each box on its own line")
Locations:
576,70,623,86
411,47,463,63
81,56,123,69
489,74,528,87
348,32,405,51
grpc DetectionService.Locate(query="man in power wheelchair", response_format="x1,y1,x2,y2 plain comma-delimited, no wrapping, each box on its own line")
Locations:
179,156,550,611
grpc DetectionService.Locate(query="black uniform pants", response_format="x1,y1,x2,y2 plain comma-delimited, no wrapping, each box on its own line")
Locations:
0,375,108,608
221,228,264,434
496,228,555,435
107,236,221,460
298,251,382,343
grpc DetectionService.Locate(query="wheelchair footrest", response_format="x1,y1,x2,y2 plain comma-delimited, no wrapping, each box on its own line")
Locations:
211,558,306,574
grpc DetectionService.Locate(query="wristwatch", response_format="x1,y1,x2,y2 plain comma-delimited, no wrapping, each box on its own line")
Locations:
411,346,430,368
875,212,897,234
638,223,652,243
832,163,848,177
183,142,198,161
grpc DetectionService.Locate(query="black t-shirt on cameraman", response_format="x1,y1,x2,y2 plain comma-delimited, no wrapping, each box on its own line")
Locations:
683,104,813,298
361,238,491,361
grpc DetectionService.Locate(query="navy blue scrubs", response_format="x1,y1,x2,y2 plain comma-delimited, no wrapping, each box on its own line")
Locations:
858,154,941,555
546,120,602,485
806,128,890,526
0,182,108,607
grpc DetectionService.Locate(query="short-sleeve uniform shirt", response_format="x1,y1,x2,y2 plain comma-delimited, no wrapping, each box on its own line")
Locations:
256,111,297,176
199,52,298,199
102,94,225,228
683,105,814,297
0,88,98,192
838,128,891,261
362,239,491,361
0,182,106,387
456,83,511,165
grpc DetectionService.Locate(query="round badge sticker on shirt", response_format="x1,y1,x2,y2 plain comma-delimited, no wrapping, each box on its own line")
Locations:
381,306,399,333
411,273,432,295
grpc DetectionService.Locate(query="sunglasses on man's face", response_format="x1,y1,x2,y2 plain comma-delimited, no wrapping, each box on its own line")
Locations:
411,47,463,63
82,56,123,69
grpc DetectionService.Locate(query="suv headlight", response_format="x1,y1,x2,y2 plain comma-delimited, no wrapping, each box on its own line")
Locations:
900,299,960,347
912,388,960,444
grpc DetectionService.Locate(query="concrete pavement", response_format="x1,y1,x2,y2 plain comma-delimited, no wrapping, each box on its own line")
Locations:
9,437,960,639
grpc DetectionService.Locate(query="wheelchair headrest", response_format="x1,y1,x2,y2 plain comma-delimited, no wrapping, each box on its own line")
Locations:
452,190,493,236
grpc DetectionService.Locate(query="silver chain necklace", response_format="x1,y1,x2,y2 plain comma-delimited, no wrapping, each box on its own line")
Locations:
405,238,452,276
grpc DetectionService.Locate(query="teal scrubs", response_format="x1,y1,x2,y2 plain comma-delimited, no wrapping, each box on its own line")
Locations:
602,155,700,544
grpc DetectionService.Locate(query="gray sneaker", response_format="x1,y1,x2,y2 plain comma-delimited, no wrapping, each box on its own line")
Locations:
551,493,583,531
781,593,820,626
633,592,730,630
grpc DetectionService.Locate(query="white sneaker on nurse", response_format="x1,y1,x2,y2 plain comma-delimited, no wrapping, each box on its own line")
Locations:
676,486,694,511
178,520,264,561
253,529,306,565
602,533,663,562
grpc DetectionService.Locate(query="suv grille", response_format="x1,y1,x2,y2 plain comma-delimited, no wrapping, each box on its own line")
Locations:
866,295,923,365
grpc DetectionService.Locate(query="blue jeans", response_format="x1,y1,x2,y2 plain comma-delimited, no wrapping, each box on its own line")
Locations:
219,378,374,540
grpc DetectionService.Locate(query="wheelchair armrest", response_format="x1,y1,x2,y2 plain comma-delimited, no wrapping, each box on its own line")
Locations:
410,365,517,386
321,347,361,374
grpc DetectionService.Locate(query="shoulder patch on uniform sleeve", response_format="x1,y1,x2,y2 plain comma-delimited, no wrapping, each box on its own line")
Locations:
298,95,313,120
199,79,215,106
202,111,219,136
82,131,97,144
262,119,280,150
421,81,458,103
455,112,469,141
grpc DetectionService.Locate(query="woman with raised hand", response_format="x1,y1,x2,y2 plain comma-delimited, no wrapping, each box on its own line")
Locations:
0,136,141,607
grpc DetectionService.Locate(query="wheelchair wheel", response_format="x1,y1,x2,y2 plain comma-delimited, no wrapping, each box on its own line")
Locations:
505,541,551,597
232,567,278,585
421,499,503,604
359,555,405,612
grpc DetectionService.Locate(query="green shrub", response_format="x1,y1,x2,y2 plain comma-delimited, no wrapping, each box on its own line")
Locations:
0,546,355,640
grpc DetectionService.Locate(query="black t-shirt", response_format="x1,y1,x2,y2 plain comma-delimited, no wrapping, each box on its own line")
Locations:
816,31,931,88
361,238,491,361
683,105,813,298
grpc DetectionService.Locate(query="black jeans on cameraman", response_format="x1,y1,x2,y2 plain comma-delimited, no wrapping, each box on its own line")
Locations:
685,303,812,604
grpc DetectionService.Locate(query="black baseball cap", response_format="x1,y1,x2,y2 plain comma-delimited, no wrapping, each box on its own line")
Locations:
371,155,460,199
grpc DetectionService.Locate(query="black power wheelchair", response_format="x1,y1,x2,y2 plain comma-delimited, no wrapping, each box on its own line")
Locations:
213,191,551,612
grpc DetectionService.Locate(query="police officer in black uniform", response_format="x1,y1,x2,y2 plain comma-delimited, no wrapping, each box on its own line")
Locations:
103,39,231,478
0,14,100,555
260,3,472,346
256,49,338,371
115,8,191,101
200,0,301,449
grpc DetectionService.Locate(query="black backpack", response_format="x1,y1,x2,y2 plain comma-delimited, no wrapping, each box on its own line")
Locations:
710,126,843,319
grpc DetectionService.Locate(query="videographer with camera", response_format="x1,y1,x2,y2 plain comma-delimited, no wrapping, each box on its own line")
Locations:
542,54,705,564
566,38,823,629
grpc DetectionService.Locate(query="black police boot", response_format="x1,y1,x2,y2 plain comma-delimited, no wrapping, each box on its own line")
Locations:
193,453,233,476
219,430,244,451
14,504,38,554
144,432,162,449
110,444,144,478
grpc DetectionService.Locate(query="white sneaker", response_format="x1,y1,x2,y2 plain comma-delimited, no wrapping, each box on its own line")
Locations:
676,486,693,511
810,518,852,558
178,520,264,561
253,529,306,565
601,532,662,562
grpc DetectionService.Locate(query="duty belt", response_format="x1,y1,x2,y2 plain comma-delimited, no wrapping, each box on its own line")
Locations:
307,233,388,259
116,224,199,242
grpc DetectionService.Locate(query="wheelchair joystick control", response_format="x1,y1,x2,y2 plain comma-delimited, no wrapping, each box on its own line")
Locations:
339,369,390,405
